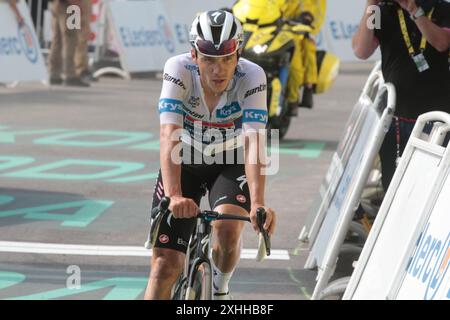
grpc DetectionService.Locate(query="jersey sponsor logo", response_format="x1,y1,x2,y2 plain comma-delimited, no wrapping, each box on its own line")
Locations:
213,195,228,208
163,73,186,90
243,109,268,124
177,238,188,248
159,234,169,244
244,84,267,99
235,71,246,78
188,96,200,108
184,64,199,72
234,69,246,78
158,98,184,115
182,105,204,119
236,175,247,191
216,102,242,119
236,194,247,203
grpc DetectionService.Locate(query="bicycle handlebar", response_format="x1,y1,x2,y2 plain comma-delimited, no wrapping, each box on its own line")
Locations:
199,210,250,222
151,196,170,218
150,196,271,257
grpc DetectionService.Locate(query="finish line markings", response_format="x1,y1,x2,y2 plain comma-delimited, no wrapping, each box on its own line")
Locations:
0,241,290,260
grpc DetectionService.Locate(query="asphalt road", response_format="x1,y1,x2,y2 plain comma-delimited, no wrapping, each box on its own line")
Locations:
0,62,375,300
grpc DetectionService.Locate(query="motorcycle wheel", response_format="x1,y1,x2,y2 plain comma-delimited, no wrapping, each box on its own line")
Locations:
268,113,291,140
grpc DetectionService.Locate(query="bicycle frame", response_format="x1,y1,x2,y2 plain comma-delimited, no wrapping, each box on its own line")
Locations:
176,212,250,300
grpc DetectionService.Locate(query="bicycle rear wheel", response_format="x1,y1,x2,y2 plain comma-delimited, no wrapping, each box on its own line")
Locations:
185,261,212,300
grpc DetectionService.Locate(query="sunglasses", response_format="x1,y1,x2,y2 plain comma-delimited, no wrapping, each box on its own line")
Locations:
196,39,238,57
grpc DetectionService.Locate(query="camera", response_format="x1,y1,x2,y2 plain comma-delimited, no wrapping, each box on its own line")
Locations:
380,0,441,12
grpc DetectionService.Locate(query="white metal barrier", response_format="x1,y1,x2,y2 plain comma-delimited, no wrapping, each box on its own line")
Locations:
305,82,396,300
298,61,383,245
344,112,450,300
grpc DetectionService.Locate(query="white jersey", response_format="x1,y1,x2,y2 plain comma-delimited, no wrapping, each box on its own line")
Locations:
158,53,267,151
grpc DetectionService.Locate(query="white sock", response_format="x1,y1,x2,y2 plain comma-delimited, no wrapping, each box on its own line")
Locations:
212,266,233,294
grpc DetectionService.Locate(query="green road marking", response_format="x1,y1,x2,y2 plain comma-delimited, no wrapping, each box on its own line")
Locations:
0,127,69,143
0,156,35,171
0,125,326,159
287,267,312,299
300,286,312,299
107,172,159,183
34,131,153,147
291,240,309,256
8,277,147,300
0,272,26,290
291,246,302,256
3,159,145,180
276,141,326,158
130,140,160,150
0,199,113,227
0,196,14,206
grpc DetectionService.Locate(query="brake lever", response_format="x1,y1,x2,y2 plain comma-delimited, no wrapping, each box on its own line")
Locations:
256,208,271,257
152,196,170,219
145,197,171,249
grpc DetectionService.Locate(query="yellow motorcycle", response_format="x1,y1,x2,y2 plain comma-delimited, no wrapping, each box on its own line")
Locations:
232,0,340,138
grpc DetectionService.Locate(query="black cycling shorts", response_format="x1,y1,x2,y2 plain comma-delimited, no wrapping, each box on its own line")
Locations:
151,163,251,253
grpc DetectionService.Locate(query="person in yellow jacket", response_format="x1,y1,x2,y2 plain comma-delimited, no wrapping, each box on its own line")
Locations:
282,0,326,115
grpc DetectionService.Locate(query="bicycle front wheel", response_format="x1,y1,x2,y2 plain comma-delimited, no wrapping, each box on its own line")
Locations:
171,275,187,300
185,261,212,300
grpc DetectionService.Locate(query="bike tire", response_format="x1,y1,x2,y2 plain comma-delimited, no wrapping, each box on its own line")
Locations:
268,114,291,140
345,221,369,246
185,261,212,300
317,276,351,300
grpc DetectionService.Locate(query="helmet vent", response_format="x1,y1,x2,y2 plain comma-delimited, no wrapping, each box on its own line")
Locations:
196,23,204,39
211,26,222,45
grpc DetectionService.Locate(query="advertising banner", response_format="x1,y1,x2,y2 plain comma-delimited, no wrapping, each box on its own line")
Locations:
0,0,48,82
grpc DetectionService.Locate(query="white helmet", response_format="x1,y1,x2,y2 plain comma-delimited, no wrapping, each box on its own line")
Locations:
189,10,244,57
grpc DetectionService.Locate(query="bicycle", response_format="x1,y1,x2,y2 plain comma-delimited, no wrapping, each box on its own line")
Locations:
145,196,271,300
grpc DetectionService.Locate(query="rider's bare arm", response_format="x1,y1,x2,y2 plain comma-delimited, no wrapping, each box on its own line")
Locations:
158,57,198,218
241,66,276,237
160,123,182,198
353,0,381,60
160,124,199,218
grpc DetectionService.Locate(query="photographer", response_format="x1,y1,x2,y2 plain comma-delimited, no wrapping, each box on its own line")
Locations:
353,0,450,190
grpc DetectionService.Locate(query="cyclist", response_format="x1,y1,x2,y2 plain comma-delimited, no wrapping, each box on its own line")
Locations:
144,10,277,300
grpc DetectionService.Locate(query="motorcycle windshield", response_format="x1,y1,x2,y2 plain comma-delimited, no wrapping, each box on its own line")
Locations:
233,0,282,25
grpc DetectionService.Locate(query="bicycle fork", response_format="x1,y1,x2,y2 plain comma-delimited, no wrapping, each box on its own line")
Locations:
185,220,213,299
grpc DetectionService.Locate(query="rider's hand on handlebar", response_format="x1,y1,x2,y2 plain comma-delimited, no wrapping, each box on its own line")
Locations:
168,195,199,219
250,206,276,237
